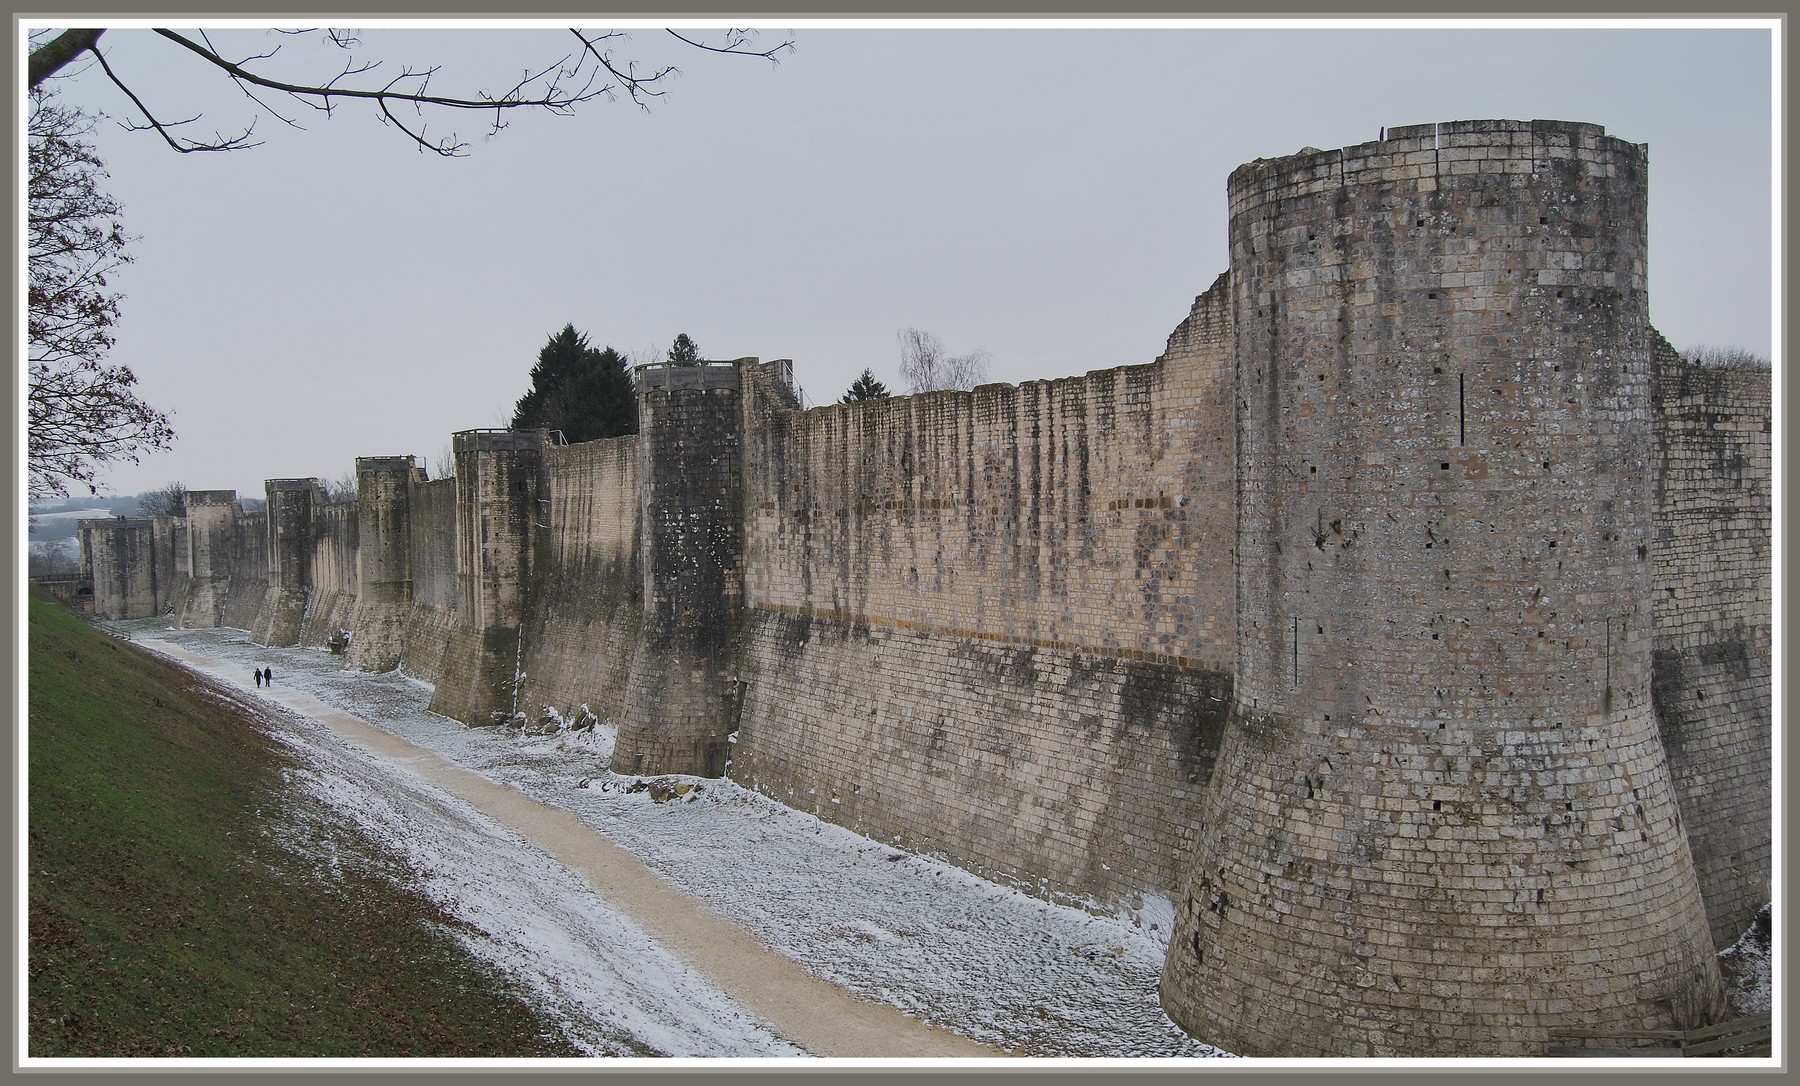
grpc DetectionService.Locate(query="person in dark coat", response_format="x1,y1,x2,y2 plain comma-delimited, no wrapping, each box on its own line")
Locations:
254,668,262,688
263,667,273,687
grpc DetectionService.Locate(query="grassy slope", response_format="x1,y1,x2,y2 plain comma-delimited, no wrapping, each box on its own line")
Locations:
26,596,584,1058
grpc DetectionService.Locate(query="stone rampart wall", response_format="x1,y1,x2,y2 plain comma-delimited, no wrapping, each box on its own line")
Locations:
396,475,459,684
741,338,1235,670
730,277,1238,908
152,514,186,616
409,477,459,614
250,481,324,645
615,383,745,776
426,432,545,725
515,435,642,730
345,459,422,672
1648,333,1773,947
298,500,361,648
78,518,161,619
172,492,240,628
216,509,270,632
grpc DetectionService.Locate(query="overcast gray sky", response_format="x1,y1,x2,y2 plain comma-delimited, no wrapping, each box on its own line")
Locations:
24,20,1779,501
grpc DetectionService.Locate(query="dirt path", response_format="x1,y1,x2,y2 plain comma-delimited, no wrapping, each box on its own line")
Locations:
144,640,1004,1060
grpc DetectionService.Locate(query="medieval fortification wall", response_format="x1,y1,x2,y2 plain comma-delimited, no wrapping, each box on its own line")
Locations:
1160,118,1720,1056
728,279,1237,907
84,119,1769,1058
1646,333,1773,949
514,435,642,732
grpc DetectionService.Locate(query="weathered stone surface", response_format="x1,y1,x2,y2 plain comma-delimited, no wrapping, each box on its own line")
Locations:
96,118,1767,1059
248,478,325,646
514,437,642,734
345,457,424,672
615,368,745,777
1647,333,1772,949
171,490,239,628
78,517,160,619
425,429,545,724
1161,118,1721,1058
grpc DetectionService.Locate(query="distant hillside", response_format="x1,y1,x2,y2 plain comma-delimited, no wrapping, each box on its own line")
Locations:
28,500,138,542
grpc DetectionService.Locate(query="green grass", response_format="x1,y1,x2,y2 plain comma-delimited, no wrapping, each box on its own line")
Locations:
26,595,585,1058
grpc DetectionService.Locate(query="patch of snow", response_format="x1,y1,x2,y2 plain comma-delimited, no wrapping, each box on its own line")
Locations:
137,623,1222,1059
1719,903,1774,1017
271,717,801,1057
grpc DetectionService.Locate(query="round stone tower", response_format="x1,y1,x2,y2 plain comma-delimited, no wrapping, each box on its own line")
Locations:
1161,121,1721,1056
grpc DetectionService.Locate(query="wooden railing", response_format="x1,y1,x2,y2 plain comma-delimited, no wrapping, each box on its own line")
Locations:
1547,1012,1772,1057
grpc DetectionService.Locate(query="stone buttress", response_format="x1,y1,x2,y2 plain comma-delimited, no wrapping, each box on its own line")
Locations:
77,516,160,620
249,478,324,645
613,360,748,777
425,429,546,725
171,490,241,628
347,456,426,672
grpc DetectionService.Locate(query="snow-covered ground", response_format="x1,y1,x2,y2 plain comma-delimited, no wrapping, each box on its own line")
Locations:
120,621,1774,1064
214,679,807,1059
130,623,1225,1062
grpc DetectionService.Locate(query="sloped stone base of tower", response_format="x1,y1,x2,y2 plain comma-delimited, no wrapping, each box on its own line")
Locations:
612,640,736,778
217,578,263,634
297,588,358,649
160,572,191,621
1160,704,1725,1057
343,599,411,673
426,623,522,726
249,586,310,647
172,574,225,629
1653,642,1773,949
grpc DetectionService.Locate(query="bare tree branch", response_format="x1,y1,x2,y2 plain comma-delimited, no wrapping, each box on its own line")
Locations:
665,27,794,62
897,327,990,394
92,43,261,152
571,29,675,110
150,28,619,155
27,26,797,157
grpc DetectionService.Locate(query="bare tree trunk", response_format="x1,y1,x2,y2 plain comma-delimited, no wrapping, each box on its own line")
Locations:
29,29,105,89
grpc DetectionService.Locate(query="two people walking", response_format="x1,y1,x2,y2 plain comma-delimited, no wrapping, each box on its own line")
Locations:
253,666,273,688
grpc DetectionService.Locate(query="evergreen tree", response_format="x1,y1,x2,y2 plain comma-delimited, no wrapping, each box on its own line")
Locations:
511,324,637,442
841,368,891,404
666,332,701,365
